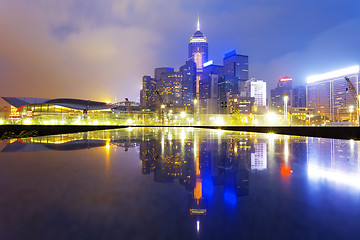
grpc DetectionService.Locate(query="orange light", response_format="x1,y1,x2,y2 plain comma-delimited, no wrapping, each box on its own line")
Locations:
280,165,291,177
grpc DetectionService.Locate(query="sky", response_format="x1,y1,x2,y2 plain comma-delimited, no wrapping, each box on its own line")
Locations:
1,0,360,105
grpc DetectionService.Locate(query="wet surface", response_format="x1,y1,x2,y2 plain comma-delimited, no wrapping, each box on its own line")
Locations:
0,128,360,240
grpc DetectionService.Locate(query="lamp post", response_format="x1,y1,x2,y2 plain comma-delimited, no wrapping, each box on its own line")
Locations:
283,94,289,123
161,104,165,125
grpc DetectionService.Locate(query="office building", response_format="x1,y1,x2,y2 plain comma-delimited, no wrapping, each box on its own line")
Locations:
156,72,184,112
292,86,306,108
306,65,360,122
141,76,157,108
270,77,293,113
180,60,197,112
223,50,249,81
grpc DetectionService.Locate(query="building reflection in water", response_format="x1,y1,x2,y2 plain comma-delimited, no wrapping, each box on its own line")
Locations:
307,138,360,188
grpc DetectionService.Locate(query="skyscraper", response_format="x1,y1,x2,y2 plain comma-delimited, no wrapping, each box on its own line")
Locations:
223,50,248,81
188,16,208,98
270,77,293,113
180,60,196,112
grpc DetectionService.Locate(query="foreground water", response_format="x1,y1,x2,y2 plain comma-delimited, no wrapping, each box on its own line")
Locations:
0,127,360,240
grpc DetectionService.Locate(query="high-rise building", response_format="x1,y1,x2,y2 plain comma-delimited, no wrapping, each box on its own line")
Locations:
270,77,293,113
203,61,224,78
292,86,306,107
223,50,249,81
141,76,157,107
199,74,220,114
218,76,241,114
306,65,360,122
188,17,208,98
180,60,197,112
248,79,266,106
156,71,183,112
155,67,174,81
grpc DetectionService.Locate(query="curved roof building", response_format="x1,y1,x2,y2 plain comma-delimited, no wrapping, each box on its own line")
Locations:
2,97,117,111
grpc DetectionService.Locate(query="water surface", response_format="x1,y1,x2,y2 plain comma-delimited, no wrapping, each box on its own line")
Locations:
0,128,359,240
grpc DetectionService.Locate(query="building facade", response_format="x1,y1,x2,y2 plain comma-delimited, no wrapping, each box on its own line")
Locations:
270,77,293,113
306,65,360,122
188,17,208,98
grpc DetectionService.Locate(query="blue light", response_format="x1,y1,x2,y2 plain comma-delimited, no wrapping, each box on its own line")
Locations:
202,177,214,196
224,191,237,205
224,50,237,59
203,60,213,68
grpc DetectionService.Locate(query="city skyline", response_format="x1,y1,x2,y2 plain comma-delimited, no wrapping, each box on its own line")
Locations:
1,0,360,106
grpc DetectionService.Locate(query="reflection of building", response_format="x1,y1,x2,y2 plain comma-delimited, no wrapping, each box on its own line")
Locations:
138,128,255,217
306,65,360,122
251,143,267,170
307,138,360,187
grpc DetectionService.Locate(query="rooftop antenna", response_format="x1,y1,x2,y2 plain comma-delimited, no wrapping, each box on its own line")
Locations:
197,13,200,31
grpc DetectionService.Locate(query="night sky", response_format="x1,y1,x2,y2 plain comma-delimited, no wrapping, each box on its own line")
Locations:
1,0,360,105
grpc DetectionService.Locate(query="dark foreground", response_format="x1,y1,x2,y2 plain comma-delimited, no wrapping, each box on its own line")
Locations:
0,128,360,240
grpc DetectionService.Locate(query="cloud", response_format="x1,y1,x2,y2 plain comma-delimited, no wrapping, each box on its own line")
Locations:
0,0,162,102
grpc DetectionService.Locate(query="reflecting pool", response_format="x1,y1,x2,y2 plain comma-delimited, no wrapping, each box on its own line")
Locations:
0,128,360,239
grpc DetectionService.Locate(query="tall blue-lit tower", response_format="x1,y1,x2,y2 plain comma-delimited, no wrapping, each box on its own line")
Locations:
188,16,208,98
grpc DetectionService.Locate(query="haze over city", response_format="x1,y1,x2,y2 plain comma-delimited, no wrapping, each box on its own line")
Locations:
1,0,360,104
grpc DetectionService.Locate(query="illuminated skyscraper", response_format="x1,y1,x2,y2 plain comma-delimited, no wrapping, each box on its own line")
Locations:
188,16,208,98
306,65,360,122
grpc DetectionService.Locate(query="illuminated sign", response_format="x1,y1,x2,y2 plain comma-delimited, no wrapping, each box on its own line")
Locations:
307,65,360,84
203,60,213,68
280,77,292,82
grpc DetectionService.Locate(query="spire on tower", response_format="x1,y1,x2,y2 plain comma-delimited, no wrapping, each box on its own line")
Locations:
197,14,200,31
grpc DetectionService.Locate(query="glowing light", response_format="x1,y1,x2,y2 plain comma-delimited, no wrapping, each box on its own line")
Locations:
197,220,200,233
181,112,186,119
105,101,111,104
224,191,237,204
127,119,133,125
0,119,4,125
280,77,292,82
106,141,110,150
308,165,360,188
280,165,291,177
307,65,360,84
214,117,224,125
23,119,32,125
161,104,165,109
203,60,213,67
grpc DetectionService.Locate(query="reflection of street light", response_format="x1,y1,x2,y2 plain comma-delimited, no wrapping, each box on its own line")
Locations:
283,94,289,121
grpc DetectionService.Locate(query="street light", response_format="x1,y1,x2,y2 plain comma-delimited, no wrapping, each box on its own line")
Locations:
349,105,354,124
161,104,165,125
